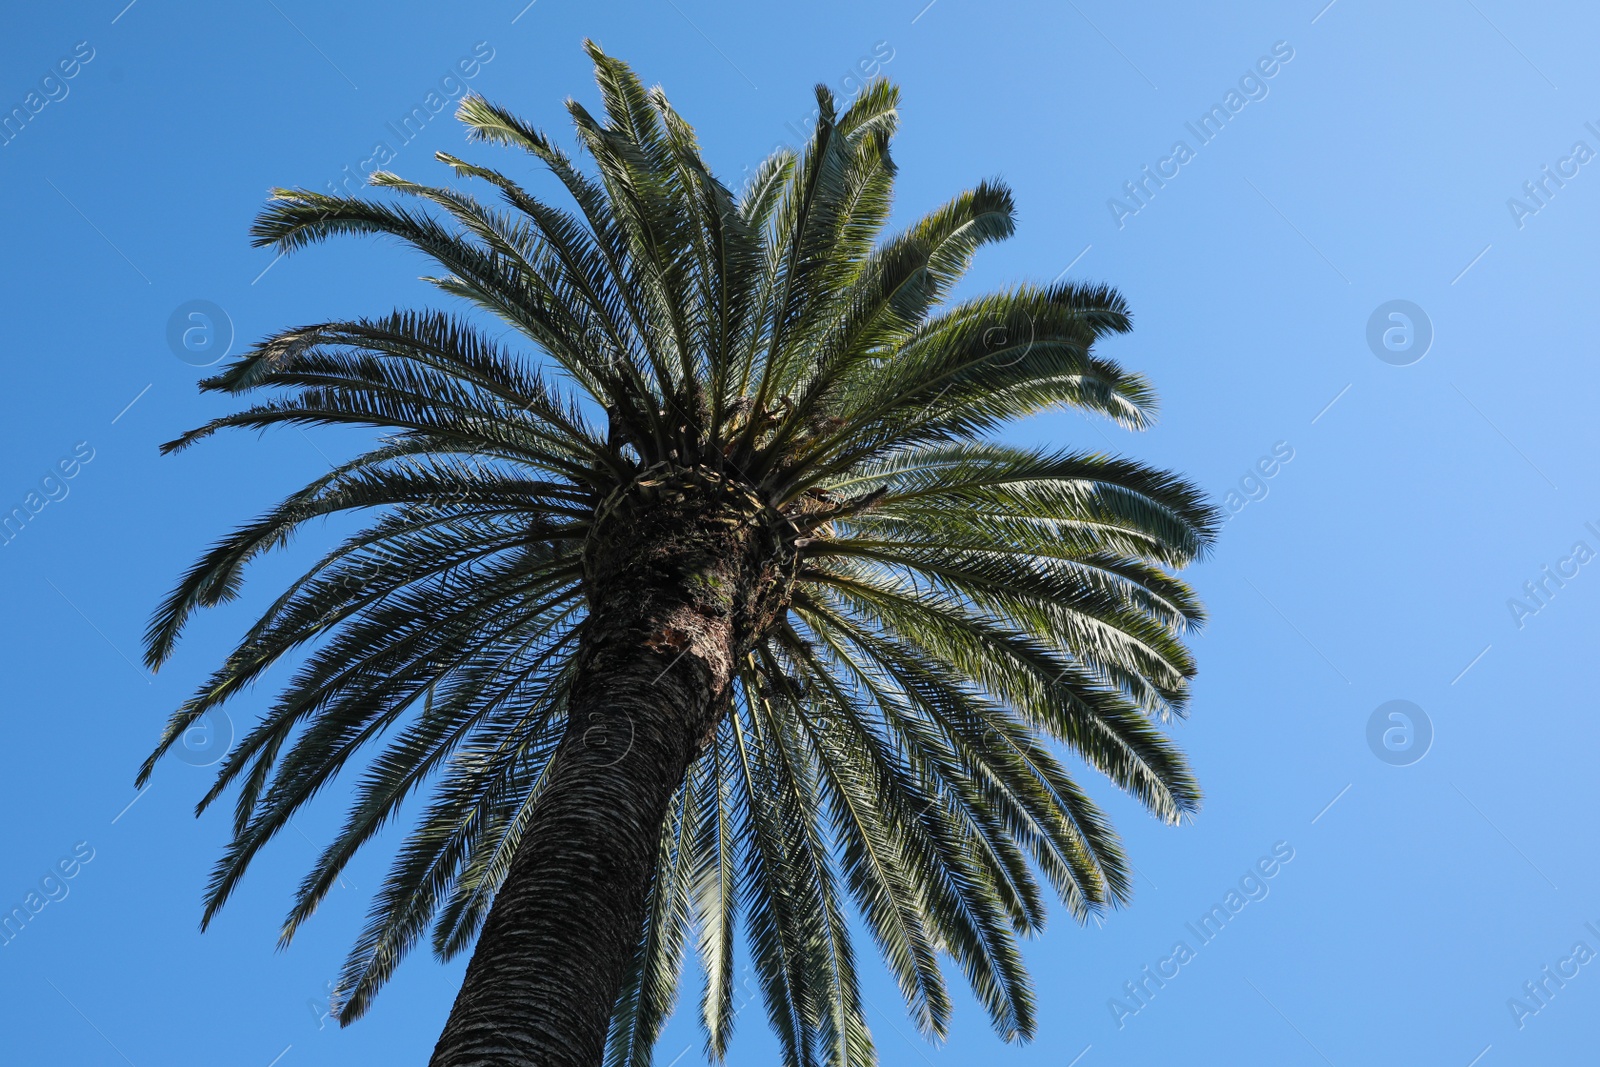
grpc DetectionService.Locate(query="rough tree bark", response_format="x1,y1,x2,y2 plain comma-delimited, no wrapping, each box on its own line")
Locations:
427,465,798,1067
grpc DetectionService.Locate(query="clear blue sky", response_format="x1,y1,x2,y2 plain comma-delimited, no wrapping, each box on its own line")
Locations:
3,1,1596,1064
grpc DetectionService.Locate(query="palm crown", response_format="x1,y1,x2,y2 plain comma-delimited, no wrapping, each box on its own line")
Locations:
143,42,1217,1067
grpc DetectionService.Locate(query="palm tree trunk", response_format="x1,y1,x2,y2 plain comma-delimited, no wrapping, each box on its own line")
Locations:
429,475,782,1065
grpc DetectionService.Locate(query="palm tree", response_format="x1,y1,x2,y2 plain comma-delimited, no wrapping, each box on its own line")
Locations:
142,42,1216,1067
